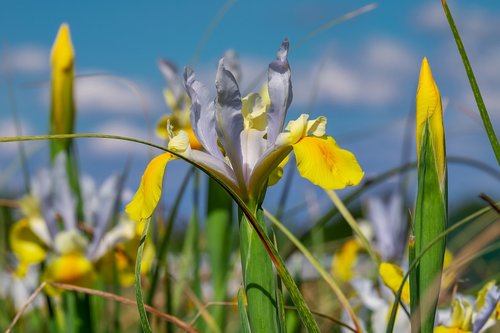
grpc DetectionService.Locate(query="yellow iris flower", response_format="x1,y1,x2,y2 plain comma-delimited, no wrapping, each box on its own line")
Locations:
126,39,363,222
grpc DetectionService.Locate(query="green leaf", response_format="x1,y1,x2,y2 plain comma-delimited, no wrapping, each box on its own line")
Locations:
239,204,279,333
238,288,252,333
413,123,447,333
206,177,234,329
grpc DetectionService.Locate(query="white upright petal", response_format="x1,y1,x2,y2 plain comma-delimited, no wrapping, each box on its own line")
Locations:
215,59,246,190
240,129,267,183
267,38,292,146
52,153,77,231
87,173,123,259
184,67,225,160
158,59,184,100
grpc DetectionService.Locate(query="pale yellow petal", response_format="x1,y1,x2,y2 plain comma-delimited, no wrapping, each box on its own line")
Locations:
125,153,173,222
293,136,363,190
241,93,268,131
306,116,327,137
379,262,410,303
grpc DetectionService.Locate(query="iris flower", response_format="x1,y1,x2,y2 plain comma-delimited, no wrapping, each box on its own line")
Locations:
126,39,364,221
9,153,150,291
435,282,500,333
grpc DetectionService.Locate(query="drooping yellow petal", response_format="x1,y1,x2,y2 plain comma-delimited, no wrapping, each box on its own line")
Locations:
43,253,95,295
379,262,410,303
293,136,364,190
331,239,360,282
416,57,445,185
9,219,47,276
125,153,173,222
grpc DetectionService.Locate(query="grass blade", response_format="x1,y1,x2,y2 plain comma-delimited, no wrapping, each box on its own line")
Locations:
441,0,500,165
264,209,361,332
135,219,152,333
206,177,234,329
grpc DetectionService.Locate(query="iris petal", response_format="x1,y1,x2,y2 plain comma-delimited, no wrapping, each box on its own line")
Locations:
125,153,173,222
293,136,363,190
215,59,246,189
184,67,224,159
267,39,292,146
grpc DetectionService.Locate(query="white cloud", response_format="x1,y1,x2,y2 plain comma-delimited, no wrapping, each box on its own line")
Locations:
291,38,417,107
75,76,159,114
0,45,49,74
86,121,158,156
0,118,34,154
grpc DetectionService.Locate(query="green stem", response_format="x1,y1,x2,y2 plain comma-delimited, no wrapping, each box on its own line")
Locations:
135,219,152,333
441,0,500,165
239,203,278,332
325,190,380,265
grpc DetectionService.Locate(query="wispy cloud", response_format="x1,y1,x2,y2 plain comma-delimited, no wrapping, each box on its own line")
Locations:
0,118,36,161
75,76,159,114
85,120,157,156
0,44,49,74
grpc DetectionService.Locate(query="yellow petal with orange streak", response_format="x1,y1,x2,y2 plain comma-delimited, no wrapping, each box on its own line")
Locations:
293,136,363,190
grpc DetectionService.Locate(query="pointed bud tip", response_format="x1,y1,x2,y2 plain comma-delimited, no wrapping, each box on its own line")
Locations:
51,23,74,70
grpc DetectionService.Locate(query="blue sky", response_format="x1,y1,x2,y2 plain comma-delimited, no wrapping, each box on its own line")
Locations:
1,1,499,222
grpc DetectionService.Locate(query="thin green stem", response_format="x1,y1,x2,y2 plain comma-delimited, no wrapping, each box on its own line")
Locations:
325,190,380,265
136,219,152,333
264,209,361,333
441,0,500,165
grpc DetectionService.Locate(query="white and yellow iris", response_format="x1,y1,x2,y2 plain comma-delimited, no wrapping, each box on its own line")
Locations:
126,39,364,222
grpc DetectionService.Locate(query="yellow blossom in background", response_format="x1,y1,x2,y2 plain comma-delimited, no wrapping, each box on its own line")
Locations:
434,299,472,333
9,218,48,277
43,253,95,295
331,239,361,282
379,262,410,304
